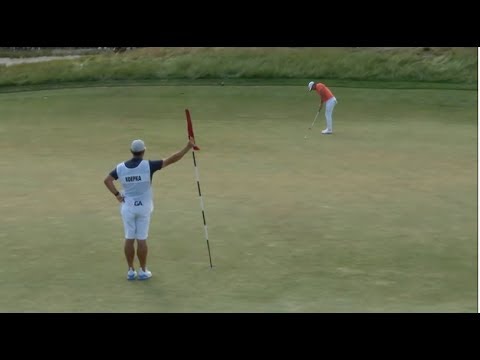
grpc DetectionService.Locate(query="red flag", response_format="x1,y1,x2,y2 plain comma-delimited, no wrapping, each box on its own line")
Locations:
185,109,200,150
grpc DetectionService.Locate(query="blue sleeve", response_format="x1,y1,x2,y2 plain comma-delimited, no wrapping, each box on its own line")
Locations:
109,169,118,180
149,160,163,177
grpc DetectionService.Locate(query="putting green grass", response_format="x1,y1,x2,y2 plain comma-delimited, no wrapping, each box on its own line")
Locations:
0,85,476,312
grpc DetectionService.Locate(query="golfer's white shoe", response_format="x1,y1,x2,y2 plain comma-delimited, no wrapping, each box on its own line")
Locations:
138,268,152,280
321,129,333,134
127,268,137,280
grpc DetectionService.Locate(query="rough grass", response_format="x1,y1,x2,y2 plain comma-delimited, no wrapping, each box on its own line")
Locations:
0,47,476,89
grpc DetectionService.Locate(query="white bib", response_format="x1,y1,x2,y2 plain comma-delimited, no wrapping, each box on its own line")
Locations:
117,160,153,211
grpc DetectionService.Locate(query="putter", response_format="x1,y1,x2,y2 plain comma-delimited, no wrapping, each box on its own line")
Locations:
304,111,320,139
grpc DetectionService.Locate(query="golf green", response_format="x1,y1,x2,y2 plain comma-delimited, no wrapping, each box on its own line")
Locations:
0,85,476,312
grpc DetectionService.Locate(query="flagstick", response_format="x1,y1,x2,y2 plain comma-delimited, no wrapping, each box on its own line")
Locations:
185,109,213,268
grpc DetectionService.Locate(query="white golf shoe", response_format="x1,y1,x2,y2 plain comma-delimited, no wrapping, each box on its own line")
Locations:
127,268,137,281
321,129,333,134
138,268,152,280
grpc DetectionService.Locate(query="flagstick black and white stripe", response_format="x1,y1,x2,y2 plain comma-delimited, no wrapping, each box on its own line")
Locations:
192,150,213,268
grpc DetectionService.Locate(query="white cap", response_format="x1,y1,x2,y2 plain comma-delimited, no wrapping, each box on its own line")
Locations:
308,81,315,91
131,139,146,152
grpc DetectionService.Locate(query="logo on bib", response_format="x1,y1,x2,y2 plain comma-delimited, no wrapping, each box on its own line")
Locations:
134,201,143,206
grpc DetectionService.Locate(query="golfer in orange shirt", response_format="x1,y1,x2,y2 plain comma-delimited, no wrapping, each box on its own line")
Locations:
308,81,338,134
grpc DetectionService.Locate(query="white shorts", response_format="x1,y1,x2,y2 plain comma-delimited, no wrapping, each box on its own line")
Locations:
120,204,152,240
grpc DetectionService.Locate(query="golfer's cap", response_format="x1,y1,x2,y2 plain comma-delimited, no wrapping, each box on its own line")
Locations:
131,139,146,152
308,81,315,91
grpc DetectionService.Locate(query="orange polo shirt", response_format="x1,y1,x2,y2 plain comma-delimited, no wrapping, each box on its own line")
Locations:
315,83,334,103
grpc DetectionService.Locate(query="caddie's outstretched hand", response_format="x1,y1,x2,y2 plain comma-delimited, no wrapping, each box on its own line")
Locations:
188,136,197,149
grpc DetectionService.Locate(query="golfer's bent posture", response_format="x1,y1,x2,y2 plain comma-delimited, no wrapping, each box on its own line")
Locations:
104,137,196,280
308,81,338,134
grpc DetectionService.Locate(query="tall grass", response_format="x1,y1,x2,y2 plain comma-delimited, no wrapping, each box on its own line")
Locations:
0,47,477,88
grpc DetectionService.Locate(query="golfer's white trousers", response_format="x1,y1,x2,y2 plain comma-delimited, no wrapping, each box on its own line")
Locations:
325,97,337,131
